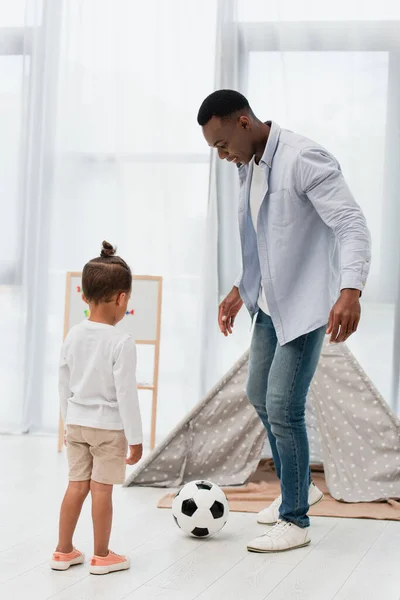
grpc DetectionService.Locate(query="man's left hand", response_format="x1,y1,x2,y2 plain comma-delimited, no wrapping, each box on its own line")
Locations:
326,289,361,344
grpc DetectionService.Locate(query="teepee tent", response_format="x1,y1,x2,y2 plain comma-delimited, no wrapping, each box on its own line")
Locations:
125,341,400,502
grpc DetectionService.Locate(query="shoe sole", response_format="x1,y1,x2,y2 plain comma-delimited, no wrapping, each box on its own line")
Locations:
247,539,311,553
89,561,130,575
50,556,85,571
257,492,325,526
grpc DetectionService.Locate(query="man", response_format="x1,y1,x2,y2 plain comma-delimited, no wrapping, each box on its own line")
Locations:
197,90,371,553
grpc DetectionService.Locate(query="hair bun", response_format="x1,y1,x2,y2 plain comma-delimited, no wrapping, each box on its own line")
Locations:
100,240,116,258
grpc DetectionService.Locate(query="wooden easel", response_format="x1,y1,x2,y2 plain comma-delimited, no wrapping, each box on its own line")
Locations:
58,273,163,452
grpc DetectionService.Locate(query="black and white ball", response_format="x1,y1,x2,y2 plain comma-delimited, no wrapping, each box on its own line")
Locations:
172,480,229,538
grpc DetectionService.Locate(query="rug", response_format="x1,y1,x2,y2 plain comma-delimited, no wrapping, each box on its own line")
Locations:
157,461,400,521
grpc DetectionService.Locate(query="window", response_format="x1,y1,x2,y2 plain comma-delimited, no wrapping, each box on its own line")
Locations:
235,11,400,408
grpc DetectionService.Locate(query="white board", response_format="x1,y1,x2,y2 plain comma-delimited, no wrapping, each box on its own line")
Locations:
64,273,162,342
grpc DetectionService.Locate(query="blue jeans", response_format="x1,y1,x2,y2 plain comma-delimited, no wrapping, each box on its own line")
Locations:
246,310,326,528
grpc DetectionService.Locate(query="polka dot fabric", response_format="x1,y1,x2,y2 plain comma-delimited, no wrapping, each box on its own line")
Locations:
309,340,400,501
125,342,400,501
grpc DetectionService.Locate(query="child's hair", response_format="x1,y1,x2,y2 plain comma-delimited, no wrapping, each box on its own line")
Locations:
82,241,132,304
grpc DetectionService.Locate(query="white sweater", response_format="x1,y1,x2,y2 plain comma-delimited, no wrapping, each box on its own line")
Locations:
59,320,143,445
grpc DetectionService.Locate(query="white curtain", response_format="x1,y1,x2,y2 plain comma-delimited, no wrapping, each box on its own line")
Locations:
2,0,400,441
0,0,55,432
210,0,400,410
199,0,254,395
0,0,218,442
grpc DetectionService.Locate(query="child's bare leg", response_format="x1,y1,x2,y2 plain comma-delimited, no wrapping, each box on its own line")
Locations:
57,480,90,553
91,480,113,557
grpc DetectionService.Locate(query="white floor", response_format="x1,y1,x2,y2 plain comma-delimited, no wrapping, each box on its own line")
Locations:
1,435,400,600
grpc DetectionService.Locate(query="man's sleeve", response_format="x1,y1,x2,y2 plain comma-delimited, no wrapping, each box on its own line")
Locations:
297,147,371,292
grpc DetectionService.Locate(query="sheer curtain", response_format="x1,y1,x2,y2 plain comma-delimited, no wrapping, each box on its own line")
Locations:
199,0,253,395
43,0,217,442
3,0,399,441
0,0,57,433
209,0,400,411
0,0,218,442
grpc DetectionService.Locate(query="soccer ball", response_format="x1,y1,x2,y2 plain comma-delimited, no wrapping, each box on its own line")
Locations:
172,480,229,538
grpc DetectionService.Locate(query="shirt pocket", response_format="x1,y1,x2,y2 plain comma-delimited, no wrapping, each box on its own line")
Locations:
266,189,298,227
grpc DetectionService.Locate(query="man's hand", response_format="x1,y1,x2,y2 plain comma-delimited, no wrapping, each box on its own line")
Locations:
126,443,143,465
326,289,361,344
218,286,244,336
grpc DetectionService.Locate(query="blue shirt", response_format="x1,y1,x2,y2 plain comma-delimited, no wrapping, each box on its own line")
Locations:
236,122,371,346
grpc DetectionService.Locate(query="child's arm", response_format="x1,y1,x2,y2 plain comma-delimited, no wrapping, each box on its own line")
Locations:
113,336,143,449
58,353,70,424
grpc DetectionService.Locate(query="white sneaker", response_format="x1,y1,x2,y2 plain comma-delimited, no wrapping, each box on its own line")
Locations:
257,481,324,525
247,520,310,553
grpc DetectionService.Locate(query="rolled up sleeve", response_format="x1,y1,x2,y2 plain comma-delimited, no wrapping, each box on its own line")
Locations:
297,147,371,292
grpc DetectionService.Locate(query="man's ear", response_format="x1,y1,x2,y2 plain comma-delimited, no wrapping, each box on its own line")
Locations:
82,294,88,305
239,115,250,129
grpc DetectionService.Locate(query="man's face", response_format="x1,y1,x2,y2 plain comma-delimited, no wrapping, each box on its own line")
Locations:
202,115,255,165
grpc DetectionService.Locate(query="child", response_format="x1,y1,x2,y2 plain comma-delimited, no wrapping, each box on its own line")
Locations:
50,241,143,575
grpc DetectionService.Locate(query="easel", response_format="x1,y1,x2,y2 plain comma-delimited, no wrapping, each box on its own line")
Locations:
58,272,163,452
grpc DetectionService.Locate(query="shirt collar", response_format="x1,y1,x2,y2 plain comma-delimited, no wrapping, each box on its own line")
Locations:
259,121,281,169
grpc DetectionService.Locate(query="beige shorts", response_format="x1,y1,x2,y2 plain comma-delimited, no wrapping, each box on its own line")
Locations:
66,425,128,485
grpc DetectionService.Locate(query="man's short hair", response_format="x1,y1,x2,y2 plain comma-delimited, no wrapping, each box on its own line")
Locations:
197,89,251,126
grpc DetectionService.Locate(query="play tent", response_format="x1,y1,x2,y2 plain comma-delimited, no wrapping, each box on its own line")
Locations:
125,341,400,502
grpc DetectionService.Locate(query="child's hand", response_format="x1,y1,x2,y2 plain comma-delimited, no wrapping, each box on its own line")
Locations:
126,443,143,465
